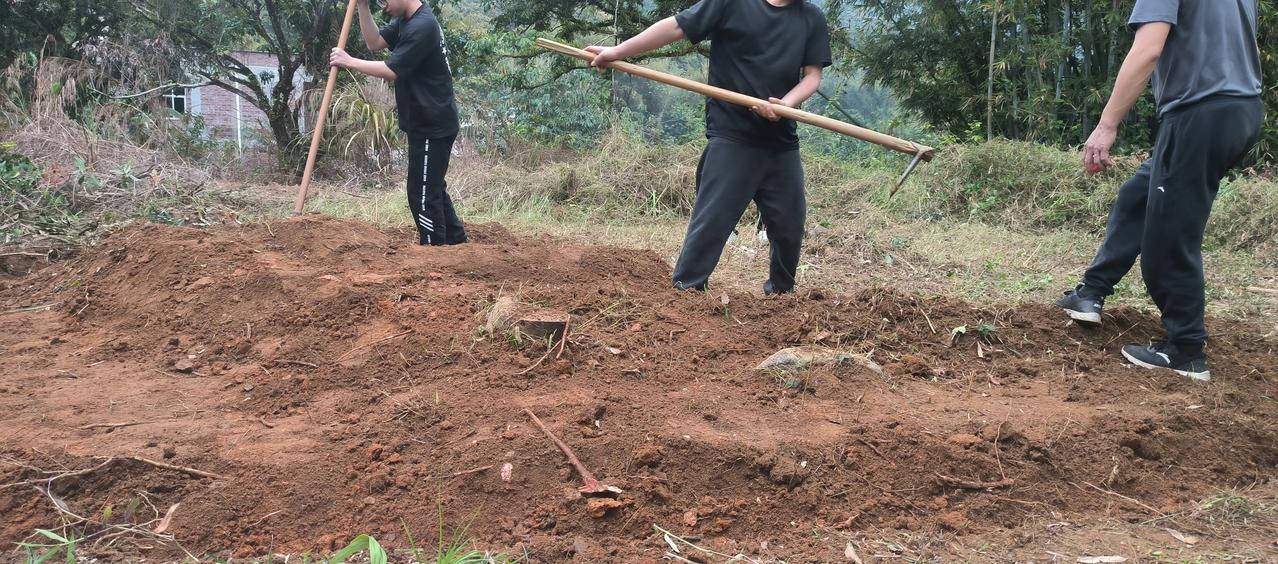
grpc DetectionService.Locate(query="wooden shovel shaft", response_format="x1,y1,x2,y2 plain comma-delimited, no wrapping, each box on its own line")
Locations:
293,0,361,215
535,38,934,161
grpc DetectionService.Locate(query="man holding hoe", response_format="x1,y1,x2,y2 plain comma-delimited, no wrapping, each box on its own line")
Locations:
1056,0,1262,381
587,0,832,295
329,0,466,246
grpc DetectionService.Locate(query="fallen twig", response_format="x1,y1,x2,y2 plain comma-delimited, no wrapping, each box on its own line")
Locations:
919,307,937,335
554,319,571,360
80,421,150,431
1247,286,1278,295
858,438,890,461
274,359,318,368
258,416,276,429
935,473,1014,490
4,303,58,314
1076,481,1167,518
1,458,117,490
336,330,413,362
515,347,554,376
113,456,225,481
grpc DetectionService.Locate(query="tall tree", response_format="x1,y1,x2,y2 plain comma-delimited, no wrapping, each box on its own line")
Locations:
851,0,1154,148
130,0,345,173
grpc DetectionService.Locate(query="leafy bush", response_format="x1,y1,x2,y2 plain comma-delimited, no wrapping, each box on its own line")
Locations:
880,139,1116,231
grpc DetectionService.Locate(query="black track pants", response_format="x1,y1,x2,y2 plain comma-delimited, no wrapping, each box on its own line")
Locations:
406,134,466,246
1080,96,1263,354
672,138,806,293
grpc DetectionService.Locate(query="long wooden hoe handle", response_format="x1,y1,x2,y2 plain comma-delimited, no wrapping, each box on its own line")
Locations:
535,38,935,162
293,0,361,215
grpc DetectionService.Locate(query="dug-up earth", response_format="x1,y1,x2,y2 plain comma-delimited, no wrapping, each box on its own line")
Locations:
0,216,1275,562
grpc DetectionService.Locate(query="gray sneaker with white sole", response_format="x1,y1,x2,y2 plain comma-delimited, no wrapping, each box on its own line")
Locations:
1121,342,1211,382
1056,286,1104,326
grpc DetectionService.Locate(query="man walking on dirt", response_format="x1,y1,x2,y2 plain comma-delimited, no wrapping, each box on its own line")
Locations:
329,0,466,246
586,0,832,295
1056,0,1263,381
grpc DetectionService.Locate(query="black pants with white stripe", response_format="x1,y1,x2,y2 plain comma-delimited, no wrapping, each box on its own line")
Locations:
1080,95,1262,355
406,134,466,246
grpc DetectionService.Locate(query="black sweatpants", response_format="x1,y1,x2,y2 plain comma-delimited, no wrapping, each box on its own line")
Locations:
672,137,806,293
406,134,466,246
1080,95,1263,354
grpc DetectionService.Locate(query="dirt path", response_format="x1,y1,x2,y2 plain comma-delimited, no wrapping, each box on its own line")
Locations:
1,216,1274,561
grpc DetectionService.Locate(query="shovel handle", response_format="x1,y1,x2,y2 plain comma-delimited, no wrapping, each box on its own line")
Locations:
293,0,361,215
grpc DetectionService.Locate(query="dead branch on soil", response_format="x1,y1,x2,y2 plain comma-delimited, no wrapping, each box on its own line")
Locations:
4,303,59,314
336,330,413,362
934,473,1015,490
3,456,224,491
79,421,152,431
554,318,571,360
112,456,225,480
524,408,621,496
514,347,555,376
1,458,118,490
1075,481,1167,518
857,438,890,461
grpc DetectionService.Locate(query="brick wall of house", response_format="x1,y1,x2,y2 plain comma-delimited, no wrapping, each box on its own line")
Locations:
189,52,307,149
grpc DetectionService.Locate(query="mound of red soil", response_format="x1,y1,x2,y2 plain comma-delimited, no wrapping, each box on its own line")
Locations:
1,216,1275,561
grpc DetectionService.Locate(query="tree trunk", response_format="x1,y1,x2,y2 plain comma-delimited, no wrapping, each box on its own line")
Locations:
987,0,999,141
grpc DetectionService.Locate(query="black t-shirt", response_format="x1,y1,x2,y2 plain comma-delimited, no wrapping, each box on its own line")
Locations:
676,0,832,150
380,5,459,138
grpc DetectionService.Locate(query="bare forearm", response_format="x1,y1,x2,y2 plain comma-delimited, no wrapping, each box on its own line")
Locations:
1098,24,1168,129
781,68,822,108
613,17,685,58
358,4,387,52
1099,49,1158,128
346,59,397,81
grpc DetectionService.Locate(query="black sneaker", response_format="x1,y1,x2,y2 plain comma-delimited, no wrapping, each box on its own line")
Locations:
1121,342,1211,382
1056,286,1104,326
763,280,792,296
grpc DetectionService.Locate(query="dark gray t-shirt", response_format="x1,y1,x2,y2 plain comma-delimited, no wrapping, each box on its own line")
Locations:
1128,0,1262,115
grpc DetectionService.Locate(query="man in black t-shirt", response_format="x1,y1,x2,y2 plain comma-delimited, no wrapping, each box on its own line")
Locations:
330,0,466,246
588,0,832,294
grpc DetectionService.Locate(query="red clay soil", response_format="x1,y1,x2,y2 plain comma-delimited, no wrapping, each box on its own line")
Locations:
1,216,1275,561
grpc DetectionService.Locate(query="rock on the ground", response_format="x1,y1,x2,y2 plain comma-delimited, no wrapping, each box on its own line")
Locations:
755,346,883,375
585,497,631,518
